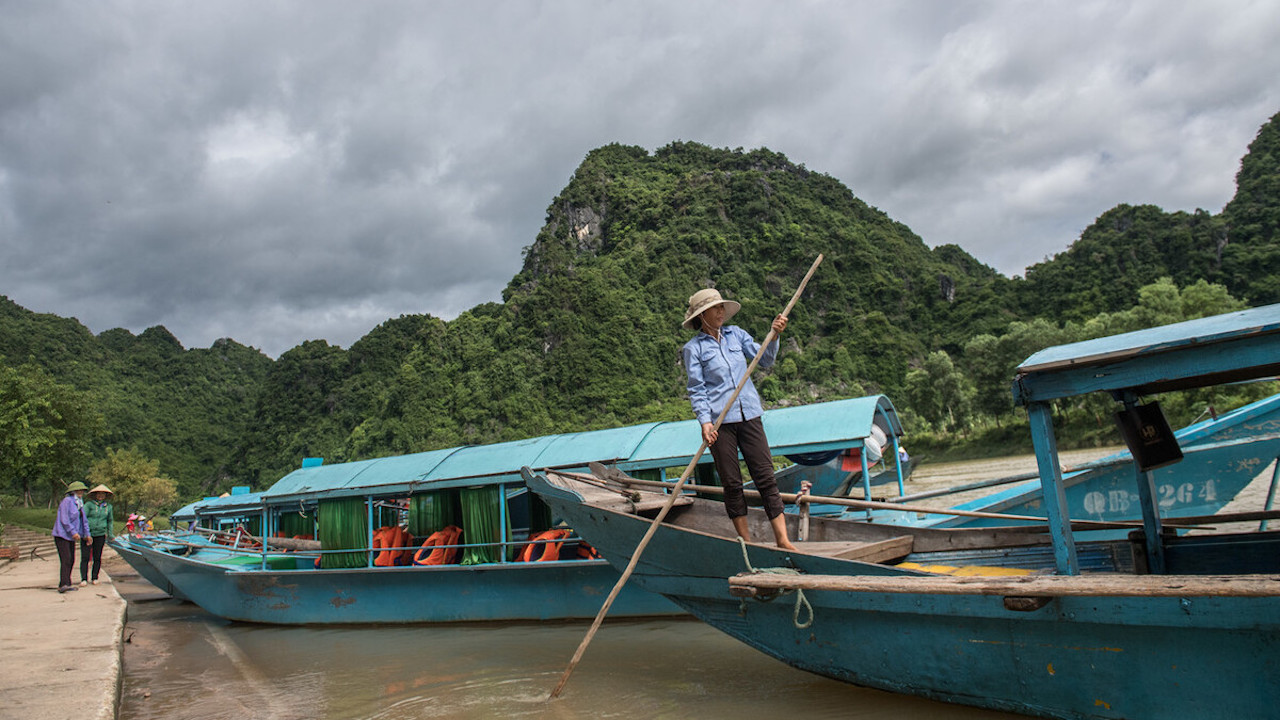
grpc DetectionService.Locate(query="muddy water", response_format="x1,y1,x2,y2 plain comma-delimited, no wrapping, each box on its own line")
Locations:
113,558,1023,720
113,450,1280,720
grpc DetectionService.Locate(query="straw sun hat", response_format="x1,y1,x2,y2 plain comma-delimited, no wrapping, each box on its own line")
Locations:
89,484,113,495
65,481,88,493
682,289,741,330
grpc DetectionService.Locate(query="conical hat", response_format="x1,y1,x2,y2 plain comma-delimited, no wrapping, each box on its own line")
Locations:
682,288,741,330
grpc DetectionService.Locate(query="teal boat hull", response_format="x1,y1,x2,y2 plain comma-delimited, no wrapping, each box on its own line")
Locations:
528,472,1280,720
108,534,191,601
132,542,681,625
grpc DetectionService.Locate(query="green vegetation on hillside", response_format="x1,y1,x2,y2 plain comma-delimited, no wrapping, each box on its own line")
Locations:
2,111,1278,508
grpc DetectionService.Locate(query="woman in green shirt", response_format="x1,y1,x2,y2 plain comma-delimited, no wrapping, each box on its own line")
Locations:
80,484,114,586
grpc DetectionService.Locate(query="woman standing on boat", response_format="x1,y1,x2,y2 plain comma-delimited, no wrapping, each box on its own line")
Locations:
682,288,796,551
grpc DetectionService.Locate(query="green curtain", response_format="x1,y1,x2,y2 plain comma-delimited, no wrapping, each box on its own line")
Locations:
695,462,720,486
374,504,400,529
276,512,313,537
529,495,553,534
318,497,369,569
243,516,263,537
407,490,458,537
458,486,511,565
631,468,663,483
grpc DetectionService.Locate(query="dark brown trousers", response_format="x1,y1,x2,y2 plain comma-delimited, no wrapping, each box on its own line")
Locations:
708,416,785,520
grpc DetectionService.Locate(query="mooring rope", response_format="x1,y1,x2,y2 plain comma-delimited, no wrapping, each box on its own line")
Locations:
736,537,814,629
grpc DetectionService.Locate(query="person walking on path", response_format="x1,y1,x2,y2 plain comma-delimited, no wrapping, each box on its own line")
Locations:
681,288,796,550
80,484,114,586
52,481,90,593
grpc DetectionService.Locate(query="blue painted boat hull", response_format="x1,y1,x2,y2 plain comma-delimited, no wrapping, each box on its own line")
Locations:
108,535,191,601
868,393,1280,531
134,543,681,624
529,473,1280,720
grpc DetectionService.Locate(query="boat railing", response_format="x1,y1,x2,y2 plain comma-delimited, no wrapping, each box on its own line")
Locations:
181,525,595,566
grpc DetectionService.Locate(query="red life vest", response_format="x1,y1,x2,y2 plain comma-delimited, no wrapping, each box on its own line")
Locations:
412,526,463,566
518,529,572,562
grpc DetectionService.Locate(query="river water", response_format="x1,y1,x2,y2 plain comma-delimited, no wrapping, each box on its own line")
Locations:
114,448,1273,720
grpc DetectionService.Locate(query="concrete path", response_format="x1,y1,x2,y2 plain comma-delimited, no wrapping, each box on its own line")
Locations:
0,527,125,720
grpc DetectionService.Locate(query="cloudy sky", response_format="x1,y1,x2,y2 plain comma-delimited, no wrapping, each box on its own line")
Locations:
3,1,1279,358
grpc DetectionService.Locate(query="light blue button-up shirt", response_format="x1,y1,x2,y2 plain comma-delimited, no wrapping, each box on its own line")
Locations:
683,325,779,426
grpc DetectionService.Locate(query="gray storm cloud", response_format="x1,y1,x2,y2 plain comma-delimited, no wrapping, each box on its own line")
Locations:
3,0,1278,357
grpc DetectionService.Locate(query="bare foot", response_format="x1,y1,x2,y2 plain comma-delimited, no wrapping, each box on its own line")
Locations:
775,540,797,551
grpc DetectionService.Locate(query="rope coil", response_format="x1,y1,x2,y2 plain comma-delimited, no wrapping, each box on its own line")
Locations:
736,537,813,629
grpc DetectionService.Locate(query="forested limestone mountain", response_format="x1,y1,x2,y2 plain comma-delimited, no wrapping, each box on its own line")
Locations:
1016,110,1280,319
4,111,1279,500
229,142,1020,485
0,296,271,498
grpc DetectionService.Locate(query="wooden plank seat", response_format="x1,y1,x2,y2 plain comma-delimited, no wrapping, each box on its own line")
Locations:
795,535,914,564
728,572,1280,598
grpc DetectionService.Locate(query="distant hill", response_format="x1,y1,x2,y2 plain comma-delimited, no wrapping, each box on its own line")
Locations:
3,110,1278,498
0,296,271,497
1016,110,1280,319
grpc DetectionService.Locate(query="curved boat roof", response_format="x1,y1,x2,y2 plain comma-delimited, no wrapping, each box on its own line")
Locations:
172,491,268,521
1014,303,1280,403
244,394,904,505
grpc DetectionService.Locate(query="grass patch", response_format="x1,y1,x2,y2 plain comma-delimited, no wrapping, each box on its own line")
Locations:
0,507,57,532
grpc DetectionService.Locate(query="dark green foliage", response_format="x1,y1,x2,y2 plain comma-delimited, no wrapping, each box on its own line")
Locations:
1220,111,1280,303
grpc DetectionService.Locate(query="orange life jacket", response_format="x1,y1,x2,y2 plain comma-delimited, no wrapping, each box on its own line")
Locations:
576,541,601,560
372,526,413,567
413,526,463,566
518,528,572,562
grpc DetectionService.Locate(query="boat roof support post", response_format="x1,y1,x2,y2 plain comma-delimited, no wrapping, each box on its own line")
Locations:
1119,394,1168,574
498,482,509,564
366,496,375,568
1026,401,1079,575
860,450,873,521
261,504,269,570
890,429,905,496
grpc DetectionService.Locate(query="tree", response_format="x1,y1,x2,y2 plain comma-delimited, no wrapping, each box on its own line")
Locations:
0,362,102,506
85,447,171,514
135,476,178,513
903,350,973,434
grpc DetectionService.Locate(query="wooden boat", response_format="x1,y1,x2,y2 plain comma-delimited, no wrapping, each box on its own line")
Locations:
115,449,684,625
869,391,1280,531
525,303,1280,720
108,533,191,600
111,395,911,624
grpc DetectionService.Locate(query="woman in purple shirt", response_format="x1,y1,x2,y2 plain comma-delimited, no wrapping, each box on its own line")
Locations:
681,288,795,550
52,481,90,593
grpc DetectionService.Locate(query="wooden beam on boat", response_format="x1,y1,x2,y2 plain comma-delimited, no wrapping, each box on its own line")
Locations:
728,571,1280,598
796,536,914,563
194,527,321,551
259,536,322,551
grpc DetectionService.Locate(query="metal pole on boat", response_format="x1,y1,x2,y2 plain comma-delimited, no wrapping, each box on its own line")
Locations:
548,254,823,700
1261,457,1280,531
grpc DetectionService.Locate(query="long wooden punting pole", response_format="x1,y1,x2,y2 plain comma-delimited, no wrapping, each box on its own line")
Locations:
548,254,824,700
